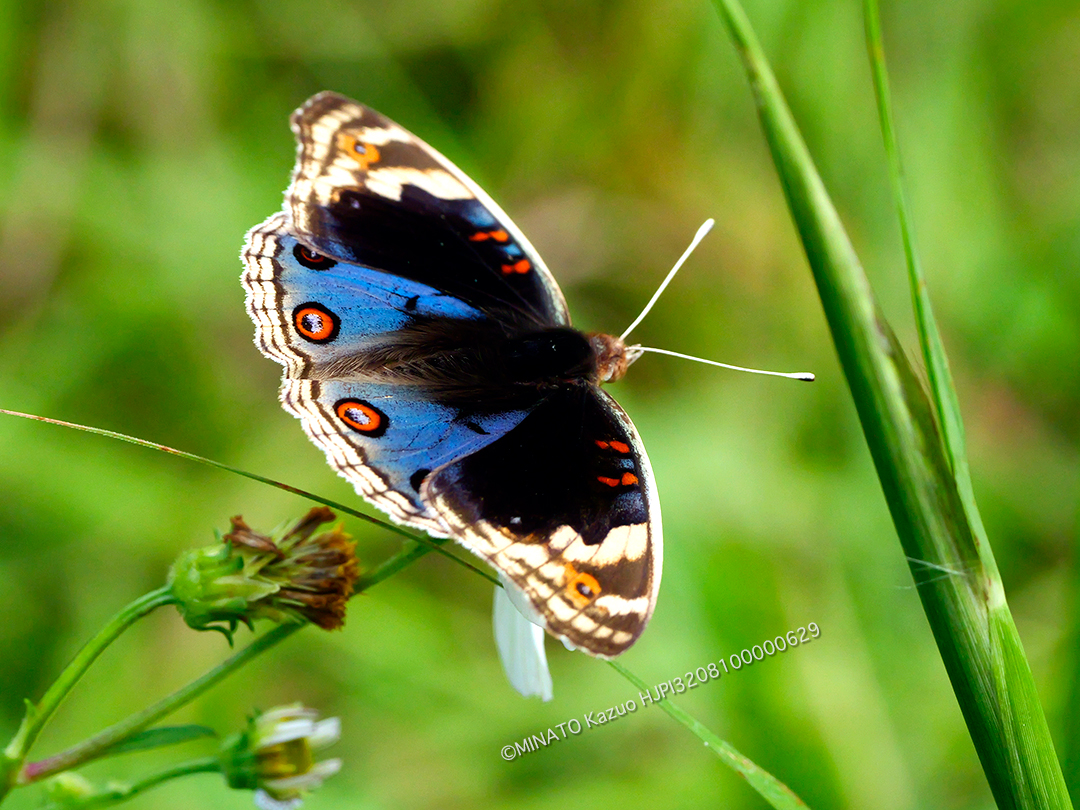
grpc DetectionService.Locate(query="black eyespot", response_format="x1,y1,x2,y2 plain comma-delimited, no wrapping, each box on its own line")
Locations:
462,419,488,435
410,468,431,492
293,243,337,270
404,295,419,312
576,581,595,598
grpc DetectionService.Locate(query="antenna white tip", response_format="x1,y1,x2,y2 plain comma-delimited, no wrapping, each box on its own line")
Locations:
633,346,815,382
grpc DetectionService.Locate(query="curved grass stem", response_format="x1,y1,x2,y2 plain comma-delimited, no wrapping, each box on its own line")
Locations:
609,661,808,809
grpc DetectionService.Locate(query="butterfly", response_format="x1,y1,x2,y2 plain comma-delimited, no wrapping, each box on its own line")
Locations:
241,92,661,658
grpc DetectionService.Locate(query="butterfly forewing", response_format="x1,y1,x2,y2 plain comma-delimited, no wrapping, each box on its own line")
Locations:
286,92,569,330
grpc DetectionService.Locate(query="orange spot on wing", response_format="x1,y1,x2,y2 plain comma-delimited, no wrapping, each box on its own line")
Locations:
468,228,510,243
563,563,602,608
501,259,530,275
609,440,630,454
621,472,639,486
595,440,610,449
597,476,620,487
337,133,380,170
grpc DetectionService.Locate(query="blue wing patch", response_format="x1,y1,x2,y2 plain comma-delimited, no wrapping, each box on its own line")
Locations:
311,380,529,511
275,229,484,354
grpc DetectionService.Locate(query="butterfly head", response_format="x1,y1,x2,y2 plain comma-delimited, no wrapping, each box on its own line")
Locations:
587,332,643,384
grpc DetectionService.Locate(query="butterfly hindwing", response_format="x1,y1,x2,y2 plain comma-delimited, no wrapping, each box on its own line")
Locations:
426,386,662,658
282,377,530,534
286,92,570,329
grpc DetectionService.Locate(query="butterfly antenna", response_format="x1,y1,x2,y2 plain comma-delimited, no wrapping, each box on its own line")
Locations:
632,346,815,382
620,219,715,341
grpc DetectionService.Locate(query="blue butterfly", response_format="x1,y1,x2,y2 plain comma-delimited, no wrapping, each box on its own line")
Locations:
241,93,661,657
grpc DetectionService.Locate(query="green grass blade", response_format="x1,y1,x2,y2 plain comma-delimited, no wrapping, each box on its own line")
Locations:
608,661,808,809
0,409,498,586
862,0,992,560
709,1,1071,807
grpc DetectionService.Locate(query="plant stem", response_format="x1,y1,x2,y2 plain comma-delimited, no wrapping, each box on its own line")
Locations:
1,587,175,798
0,409,496,584
862,0,991,553
50,757,220,809
16,623,299,785
17,540,432,787
353,539,434,594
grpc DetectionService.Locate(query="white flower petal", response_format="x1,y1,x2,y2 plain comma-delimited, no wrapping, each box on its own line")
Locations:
254,789,303,810
259,705,314,725
264,758,341,791
309,758,343,780
258,717,317,747
493,581,553,702
307,717,341,749
498,574,546,628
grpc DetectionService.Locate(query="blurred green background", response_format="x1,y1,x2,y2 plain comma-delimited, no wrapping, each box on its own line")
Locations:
0,0,1077,808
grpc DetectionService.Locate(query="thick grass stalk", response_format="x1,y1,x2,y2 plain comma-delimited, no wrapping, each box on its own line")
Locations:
709,1,1071,807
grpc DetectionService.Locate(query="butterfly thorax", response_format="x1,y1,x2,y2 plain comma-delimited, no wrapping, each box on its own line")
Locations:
587,332,634,384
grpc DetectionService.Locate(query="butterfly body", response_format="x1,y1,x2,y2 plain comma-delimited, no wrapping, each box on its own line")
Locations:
242,93,661,657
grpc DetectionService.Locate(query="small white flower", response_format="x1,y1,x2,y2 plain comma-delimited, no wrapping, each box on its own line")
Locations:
493,575,553,701
220,703,342,808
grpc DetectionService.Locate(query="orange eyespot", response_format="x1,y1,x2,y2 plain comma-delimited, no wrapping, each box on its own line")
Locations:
337,133,380,170
595,440,610,449
597,476,620,487
564,563,602,608
500,259,530,275
293,303,339,343
621,472,638,486
335,399,387,437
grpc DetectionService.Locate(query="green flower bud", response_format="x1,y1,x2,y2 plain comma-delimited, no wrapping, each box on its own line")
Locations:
42,772,96,806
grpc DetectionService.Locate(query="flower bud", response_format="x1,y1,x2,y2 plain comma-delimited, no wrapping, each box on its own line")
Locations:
169,508,359,639
42,772,96,806
219,704,342,809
